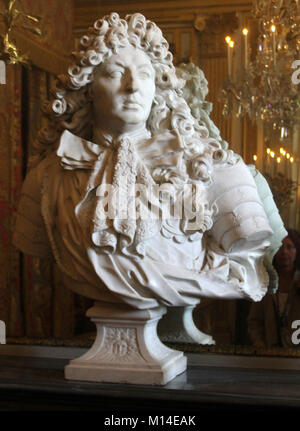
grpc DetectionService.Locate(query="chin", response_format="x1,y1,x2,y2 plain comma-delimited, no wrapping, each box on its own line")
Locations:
119,113,148,127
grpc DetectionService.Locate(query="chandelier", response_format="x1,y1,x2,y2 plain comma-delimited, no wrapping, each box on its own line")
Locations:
220,0,300,138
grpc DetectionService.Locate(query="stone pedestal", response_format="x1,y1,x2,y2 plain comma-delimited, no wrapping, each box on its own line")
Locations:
158,305,215,345
65,301,187,385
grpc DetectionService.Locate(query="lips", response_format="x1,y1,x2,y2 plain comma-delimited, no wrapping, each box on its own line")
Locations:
123,99,142,108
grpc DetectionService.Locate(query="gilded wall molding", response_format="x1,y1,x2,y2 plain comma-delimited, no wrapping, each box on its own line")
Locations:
0,0,73,76
74,0,251,34
196,13,239,58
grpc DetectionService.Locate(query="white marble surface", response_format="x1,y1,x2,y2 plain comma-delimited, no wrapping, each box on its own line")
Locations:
13,12,286,385
65,302,187,385
158,305,215,345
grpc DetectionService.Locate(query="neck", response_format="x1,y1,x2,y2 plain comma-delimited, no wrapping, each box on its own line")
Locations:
93,125,150,144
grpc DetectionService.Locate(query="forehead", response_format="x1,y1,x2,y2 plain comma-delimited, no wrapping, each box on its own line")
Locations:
102,44,153,68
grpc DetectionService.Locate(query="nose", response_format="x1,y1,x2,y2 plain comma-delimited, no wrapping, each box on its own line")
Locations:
124,69,139,93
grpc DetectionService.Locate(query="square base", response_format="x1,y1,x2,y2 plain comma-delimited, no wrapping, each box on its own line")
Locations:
65,353,187,385
64,302,187,385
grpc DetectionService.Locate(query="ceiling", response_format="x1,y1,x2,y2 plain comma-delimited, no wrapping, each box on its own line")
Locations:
73,0,252,34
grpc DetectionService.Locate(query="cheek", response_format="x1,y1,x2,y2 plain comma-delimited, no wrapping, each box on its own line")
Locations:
291,250,297,262
93,78,118,100
94,89,119,113
143,82,155,103
147,81,155,95
94,86,109,101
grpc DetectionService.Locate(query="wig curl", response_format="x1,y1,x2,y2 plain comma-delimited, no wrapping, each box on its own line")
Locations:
31,12,220,180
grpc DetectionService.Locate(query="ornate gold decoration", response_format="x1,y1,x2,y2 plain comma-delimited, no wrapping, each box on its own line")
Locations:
220,0,300,135
263,171,297,212
194,15,207,32
198,13,239,58
0,0,41,66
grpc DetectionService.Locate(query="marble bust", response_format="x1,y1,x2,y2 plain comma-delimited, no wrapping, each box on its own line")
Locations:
13,13,286,384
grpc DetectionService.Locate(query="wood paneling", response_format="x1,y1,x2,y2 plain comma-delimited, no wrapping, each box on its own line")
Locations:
200,57,232,145
74,0,252,33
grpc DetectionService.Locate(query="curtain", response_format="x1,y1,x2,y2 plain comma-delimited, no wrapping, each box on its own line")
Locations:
0,65,93,339
0,0,94,340
21,68,75,339
0,64,24,336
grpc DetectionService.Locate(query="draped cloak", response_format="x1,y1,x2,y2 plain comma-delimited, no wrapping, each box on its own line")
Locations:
13,128,274,309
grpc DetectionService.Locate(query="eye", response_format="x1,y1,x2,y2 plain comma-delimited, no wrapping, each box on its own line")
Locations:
139,69,152,79
105,69,123,79
110,71,123,78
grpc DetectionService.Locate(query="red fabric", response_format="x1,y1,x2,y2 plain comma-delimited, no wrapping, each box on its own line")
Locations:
0,65,24,336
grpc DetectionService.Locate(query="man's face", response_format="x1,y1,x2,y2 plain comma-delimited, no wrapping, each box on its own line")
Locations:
275,236,297,272
91,44,156,135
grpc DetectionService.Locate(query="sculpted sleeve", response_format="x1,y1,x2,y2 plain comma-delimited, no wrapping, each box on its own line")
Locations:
208,158,273,252
13,161,51,258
